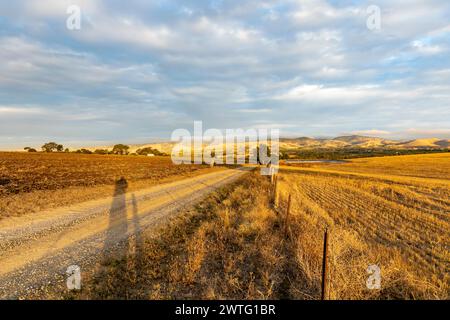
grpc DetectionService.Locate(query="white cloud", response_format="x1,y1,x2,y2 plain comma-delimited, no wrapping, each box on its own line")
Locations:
239,108,272,113
406,128,450,135
1,0,450,147
290,0,361,28
275,84,380,102
412,40,445,55
0,106,45,115
351,129,391,136
23,0,100,17
78,19,175,49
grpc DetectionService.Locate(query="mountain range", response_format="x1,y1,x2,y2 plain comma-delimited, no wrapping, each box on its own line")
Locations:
279,135,450,150
89,135,450,154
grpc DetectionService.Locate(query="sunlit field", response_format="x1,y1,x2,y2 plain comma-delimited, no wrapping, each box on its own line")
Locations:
0,152,211,219
276,153,449,298
71,154,449,300
302,153,450,180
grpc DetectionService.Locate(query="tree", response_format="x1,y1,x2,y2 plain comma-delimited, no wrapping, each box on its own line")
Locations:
41,142,60,153
24,147,37,152
74,149,92,154
136,147,164,156
112,144,130,155
64,148,70,153
94,149,108,155
56,144,64,152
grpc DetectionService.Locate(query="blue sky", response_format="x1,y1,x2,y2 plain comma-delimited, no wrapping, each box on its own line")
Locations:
0,0,449,149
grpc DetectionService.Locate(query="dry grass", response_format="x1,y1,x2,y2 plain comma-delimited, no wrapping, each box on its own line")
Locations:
74,172,290,300
288,153,450,180
70,154,448,300
0,152,212,218
276,153,449,299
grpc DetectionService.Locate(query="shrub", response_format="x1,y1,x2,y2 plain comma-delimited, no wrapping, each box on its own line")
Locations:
112,144,130,155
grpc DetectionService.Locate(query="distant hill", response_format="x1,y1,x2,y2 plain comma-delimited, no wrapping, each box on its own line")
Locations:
280,135,450,150
400,138,450,148
72,135,450,154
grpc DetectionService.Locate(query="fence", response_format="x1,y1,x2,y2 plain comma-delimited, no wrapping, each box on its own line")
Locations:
269,170,331,300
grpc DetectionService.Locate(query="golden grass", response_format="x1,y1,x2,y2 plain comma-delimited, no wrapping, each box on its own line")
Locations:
308,153,450,180
276,153,449,299
73,172,288,299
69,154,448,300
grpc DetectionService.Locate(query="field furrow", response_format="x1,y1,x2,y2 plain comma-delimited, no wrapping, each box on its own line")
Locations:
278,154,450,284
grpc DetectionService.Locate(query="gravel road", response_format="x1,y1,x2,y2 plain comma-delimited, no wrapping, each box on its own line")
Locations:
0,168,248,299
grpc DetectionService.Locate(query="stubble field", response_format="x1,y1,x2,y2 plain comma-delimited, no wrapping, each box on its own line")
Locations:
276,153,449,298
75,153,449,300
0,151,448,299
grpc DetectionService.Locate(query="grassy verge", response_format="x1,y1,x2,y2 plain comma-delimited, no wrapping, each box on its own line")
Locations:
73,171,287,299
72,169,447,300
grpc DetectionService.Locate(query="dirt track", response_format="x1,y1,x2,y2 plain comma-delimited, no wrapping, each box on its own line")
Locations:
0,167,248,299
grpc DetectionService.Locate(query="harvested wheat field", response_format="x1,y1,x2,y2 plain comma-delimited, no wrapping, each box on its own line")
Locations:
0,152,211,219
1,152,448,300
277,153,449,299
72,154,448,300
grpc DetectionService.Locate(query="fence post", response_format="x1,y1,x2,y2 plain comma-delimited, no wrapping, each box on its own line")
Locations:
273,175,278,207
284,194,291,237
321,228,330,300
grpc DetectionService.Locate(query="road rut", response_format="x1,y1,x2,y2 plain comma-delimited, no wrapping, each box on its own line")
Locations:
0,167,248,299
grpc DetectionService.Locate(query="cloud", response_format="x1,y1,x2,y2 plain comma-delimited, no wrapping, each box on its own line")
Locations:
406,128,450,136
0,0,450,148
23,0,100,18
351,130,391,136
411,40,445,55
0,106,46,115
239,108,272,113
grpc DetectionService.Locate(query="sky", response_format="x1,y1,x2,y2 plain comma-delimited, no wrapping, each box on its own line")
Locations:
0,0,450,149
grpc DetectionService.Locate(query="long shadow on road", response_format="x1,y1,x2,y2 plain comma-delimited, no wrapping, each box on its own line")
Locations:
103,177,128,256
90,177,143,299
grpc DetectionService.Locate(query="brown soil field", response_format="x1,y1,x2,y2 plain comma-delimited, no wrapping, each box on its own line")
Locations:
0,152,212,218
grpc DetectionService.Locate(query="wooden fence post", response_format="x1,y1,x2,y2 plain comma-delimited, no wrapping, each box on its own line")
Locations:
321,228,330,300
284,194,291,237
273,175,278,207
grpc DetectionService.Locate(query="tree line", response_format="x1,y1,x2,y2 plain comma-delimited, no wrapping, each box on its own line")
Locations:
23,142,167,156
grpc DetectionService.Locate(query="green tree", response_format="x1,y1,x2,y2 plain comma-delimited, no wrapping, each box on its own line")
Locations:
56,144,64,152
136,147,164,156
94,149,108,155
41,142,60,152
112,144,130,155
